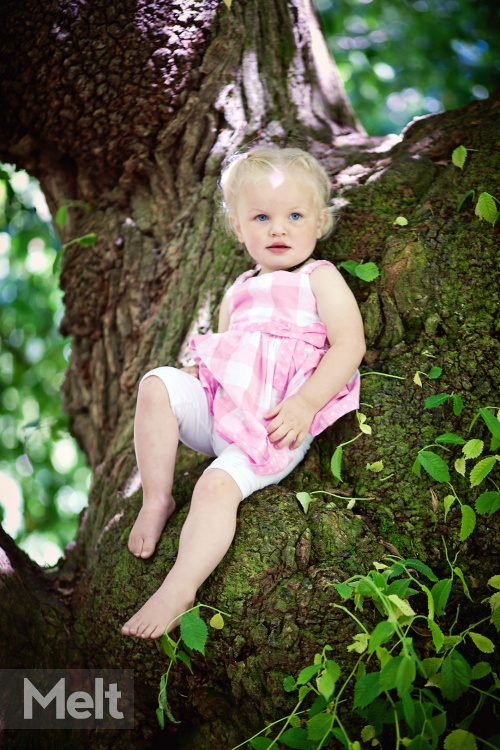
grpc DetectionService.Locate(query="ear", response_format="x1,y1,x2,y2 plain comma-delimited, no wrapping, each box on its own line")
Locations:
316,208,328,238
230,214,244,242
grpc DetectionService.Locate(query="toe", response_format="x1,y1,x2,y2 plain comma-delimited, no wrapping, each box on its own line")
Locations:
139,536,156,558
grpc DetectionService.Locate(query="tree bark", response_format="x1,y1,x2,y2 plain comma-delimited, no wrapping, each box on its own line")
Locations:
1,0,499,747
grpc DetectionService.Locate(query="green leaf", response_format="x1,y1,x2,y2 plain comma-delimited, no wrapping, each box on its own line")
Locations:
296,491,315,513
431,578,452,617
435,433,465,445
307,695,327,719
280,727,315,749
453,566,472,600
361,725,377,742
488,575,500,590
334,582,353,600
395,655,416,697
421,657,442,678
388,594,416,617
176,649,192,673
470,456,497,487
425,394,451,409
355,261,380,281
455,458,466,476
444,729,477,750
418,450,450,483
339,259,360,276
379,655,403,692
471,661,491,680
443,494,456,521
393,216,408,226
330,444,343,481
428,619,445,652
180,611,208,655
156,706,165,730
283,675,297,692
459,505,476,541
76,232,98,246
491,604,500,631
307,712,334,741
325,659,341,682
353,672,383,708
402,690,416,733
160,634,177,660
407,735,433,750
412,456,422,477
368,620,396,652
468,632,495,653
428,366,442,379
440,653,471,701
296,663,322,685
475,192,498,225
452,145,467,169
222,0,233,8
453,395,464,416
317,671,336,701
457,189,475,212
462,439,483,459
55,205,68,228
209,613,225,630
480,408,500,439
368,460,384,472
476,491,500,515
250,738,274,749
403,558,438,581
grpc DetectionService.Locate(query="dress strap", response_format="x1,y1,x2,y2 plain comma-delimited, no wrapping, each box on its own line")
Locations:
300,259,335,275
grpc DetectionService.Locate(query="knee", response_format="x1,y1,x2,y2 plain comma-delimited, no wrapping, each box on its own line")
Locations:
138,374,171,408
191,470,242,506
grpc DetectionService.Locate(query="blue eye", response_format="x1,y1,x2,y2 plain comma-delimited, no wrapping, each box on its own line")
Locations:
290,212,301,220
255,214,268,222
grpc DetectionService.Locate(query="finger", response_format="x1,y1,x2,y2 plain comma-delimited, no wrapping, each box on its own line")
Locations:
264,404,281,420
276,431,300,449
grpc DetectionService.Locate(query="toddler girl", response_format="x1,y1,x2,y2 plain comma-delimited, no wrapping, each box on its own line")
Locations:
122,147,366,639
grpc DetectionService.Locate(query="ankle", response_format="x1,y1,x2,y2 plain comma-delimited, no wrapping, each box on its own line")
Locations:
141,494,175,509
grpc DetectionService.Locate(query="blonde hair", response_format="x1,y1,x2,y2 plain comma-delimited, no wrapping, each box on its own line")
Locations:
220,146,337,239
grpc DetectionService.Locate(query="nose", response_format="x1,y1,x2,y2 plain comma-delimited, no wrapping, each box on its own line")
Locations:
270,218,286,235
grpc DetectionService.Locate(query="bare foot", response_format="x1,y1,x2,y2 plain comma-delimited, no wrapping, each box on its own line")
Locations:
121,582,195,639
128,497,176,558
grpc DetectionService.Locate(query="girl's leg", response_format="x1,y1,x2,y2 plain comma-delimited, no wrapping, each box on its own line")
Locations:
122,468,242,639
128,376,179,558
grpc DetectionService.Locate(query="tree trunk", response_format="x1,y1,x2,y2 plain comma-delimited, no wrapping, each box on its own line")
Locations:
1,0,499,747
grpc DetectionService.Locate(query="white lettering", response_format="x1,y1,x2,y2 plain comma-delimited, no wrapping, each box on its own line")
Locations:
66,691,93,719
22,676,126,721
94,677,104,719
106,683,124,719
24,677,65,719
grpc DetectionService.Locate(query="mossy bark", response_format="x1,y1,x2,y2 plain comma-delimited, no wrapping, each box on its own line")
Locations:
1,0,499,747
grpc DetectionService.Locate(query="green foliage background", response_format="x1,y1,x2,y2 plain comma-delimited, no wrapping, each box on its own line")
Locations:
1,0,499,564
0,167,91,565
316,0,500,135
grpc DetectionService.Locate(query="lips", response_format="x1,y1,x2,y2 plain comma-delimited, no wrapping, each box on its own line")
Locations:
267,243,290,253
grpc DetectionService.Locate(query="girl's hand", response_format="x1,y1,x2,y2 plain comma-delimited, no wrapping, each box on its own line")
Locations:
264,394,316,450
182,365,200,378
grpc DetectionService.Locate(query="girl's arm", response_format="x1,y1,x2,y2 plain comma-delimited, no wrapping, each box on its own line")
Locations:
266,265,366,449
218,293,230,334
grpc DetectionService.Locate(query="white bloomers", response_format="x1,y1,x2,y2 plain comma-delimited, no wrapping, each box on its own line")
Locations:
141,366,314,500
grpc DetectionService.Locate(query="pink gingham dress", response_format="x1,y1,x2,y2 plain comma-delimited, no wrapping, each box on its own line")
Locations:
189,260,360,475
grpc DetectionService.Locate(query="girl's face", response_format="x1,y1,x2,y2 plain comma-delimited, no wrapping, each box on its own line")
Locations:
229,170,327,275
